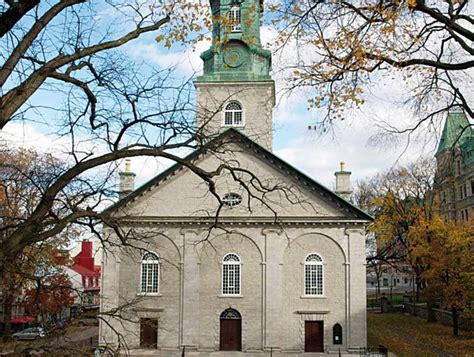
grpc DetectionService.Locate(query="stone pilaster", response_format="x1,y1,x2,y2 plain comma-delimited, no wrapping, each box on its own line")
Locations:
262,228,284,350
181,229,201,349
345,227,367,350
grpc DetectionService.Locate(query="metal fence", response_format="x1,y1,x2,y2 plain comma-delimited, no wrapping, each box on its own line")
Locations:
359,346,388,356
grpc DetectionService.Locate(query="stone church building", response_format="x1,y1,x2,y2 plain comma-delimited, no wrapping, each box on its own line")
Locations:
99,0,371,355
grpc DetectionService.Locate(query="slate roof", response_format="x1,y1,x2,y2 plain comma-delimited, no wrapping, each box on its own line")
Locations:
105,128,373,221
436,112,474,157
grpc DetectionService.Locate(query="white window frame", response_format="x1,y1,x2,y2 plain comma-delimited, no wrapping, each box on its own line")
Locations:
221,253,241,295
222,192,242,207
304,253,324,296
222,101,244,127
228,5,241,32
140,252,160,295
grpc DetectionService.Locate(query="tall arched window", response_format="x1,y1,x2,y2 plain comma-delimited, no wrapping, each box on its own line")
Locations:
228,5,241,32
304,253,324,296
222,253,241,295
140,252,160,294
224,101,243,126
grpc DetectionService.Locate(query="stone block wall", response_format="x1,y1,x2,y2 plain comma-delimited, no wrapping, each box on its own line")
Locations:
99,224,368,355
404,302,473,331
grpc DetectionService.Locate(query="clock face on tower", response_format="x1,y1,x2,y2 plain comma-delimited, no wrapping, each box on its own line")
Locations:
223,41,248,68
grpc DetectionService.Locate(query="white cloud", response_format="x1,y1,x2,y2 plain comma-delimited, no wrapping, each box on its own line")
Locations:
125,38,210,77
0,122,71,155
2,18,446,196
275,116,435,189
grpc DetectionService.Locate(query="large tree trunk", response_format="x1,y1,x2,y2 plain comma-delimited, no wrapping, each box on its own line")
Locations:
3,293,13,341
452,307,459,336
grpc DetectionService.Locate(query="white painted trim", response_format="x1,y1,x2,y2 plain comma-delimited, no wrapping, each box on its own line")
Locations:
222,101,245,128
137,293,162,297
303,253,324,297
139,251,160,294
300,295,326,299
221,252,242,295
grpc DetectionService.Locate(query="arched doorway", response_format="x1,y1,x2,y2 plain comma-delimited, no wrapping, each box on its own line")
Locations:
219,308,242,351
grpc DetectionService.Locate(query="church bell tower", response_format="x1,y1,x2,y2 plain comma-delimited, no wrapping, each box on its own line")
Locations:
195,0,275,151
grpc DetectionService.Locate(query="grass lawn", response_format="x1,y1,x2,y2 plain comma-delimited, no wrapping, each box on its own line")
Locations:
367,293,408,307
367,312,474,356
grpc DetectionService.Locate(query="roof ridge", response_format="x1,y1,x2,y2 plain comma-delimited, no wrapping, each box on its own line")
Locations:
104,129,372,221
436,112,472,156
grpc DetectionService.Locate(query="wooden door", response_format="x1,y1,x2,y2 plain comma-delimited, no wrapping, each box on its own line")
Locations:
305,321,324,352
220,319,242,351
140,318,158,348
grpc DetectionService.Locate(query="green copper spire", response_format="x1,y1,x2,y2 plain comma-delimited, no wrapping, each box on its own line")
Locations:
436,111,473,156
196,0,272,82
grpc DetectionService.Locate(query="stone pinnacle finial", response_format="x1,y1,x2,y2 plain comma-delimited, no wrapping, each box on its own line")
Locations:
340,161,345,172
119,159,136,200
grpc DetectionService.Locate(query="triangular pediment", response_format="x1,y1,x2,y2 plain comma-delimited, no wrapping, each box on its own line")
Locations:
106,129,372,223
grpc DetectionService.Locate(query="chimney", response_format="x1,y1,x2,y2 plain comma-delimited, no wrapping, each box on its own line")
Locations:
335,161,352,201
119,159,136,200
74,240,95,271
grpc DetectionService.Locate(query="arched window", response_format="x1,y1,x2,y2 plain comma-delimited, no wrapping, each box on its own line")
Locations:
140,252,160,294
222,253,241,295
228,5,241,32
333,323,342,344
220,308,242,351
304,253,324,296
224,101,243,126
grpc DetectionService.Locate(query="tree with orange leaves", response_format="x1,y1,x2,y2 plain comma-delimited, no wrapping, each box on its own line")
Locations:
0,147,71,338
355,158,436,302
271,1,472,133
23,274,75,320
409,214,474,336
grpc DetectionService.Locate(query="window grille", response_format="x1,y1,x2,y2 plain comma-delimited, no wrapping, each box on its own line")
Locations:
140,252,160,294
220,308,241,319
222,192,242,207
224,101,243,126
229,5,241,32
222,253,241,295
304,253,323,296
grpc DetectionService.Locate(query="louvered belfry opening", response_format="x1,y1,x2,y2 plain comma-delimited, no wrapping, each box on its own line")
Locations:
219,308,242,351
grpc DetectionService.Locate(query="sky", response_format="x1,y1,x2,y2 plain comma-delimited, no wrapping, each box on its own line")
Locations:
1,6,447,192
96,27,438,188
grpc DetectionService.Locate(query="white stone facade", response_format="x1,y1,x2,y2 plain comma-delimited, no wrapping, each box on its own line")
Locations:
99,138,370,356
195,81,275,151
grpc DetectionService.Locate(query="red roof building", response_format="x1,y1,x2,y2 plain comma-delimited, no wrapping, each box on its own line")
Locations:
66,240,101,305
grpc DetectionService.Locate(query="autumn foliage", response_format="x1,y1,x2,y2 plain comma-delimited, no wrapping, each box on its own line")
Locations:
409,214,474,335
23,274,75,318
358,158,473,335
269,0,473,129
